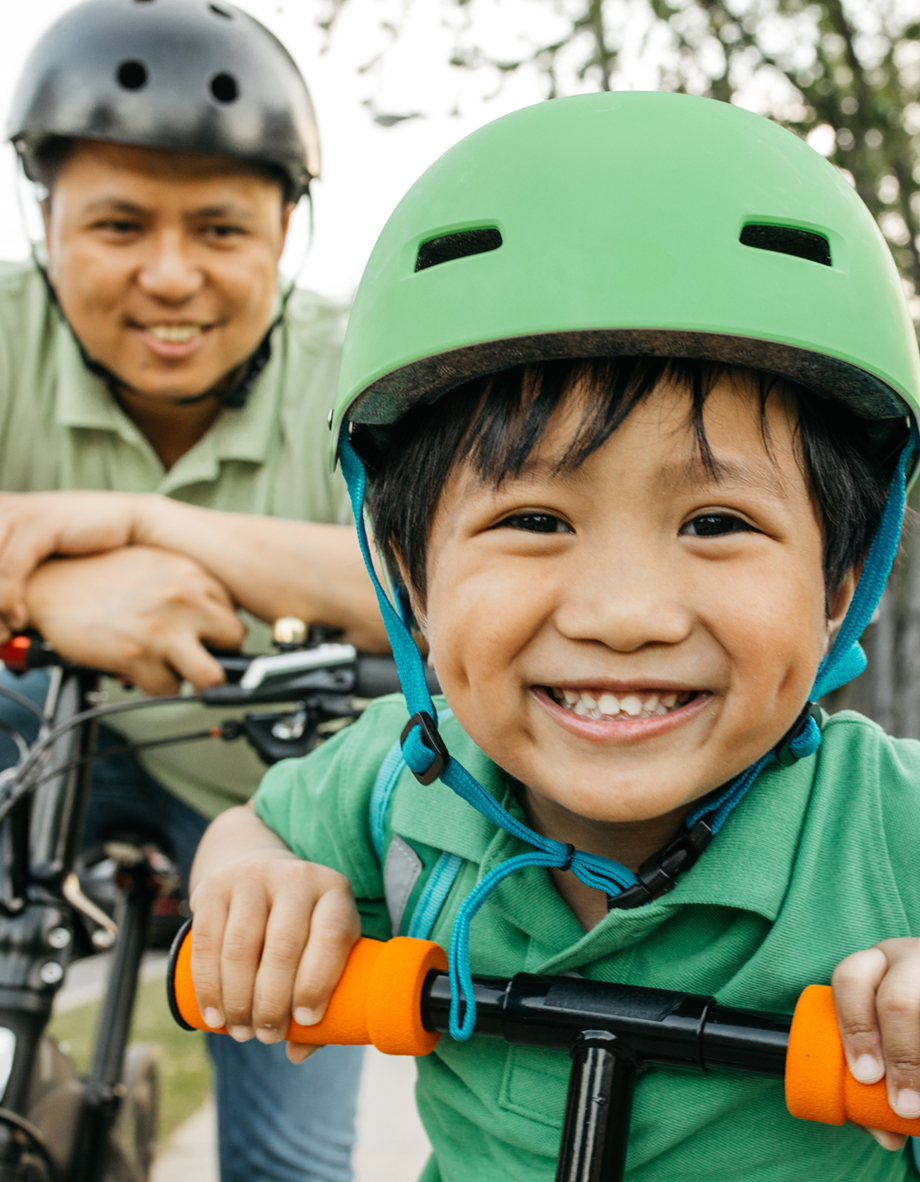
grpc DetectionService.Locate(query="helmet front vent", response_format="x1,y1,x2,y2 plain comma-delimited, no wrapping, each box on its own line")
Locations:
416,228,502,272
740,223,832,267
116,60,148,91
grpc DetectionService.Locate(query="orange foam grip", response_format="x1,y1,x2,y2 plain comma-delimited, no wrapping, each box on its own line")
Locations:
786,984,920,1136
172,931,447,1056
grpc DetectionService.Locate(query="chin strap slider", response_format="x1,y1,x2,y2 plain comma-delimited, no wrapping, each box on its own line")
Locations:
774,701,824,767
401,711,450,785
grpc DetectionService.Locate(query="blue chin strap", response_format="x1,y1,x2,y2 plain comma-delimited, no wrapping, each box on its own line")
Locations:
339,425,917,1041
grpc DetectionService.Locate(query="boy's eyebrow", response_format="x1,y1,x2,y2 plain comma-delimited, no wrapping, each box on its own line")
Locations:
504,453,787,498
657,455,787,498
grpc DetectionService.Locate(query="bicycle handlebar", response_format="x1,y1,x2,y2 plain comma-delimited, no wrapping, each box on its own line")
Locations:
167,925,920,1138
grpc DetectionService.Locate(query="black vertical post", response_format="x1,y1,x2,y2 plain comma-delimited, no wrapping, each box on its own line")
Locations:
67,861,155,1182
556,1031,636,1182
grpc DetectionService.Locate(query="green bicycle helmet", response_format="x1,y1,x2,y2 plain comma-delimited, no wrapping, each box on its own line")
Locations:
330,93,920,1042
332,91,919,461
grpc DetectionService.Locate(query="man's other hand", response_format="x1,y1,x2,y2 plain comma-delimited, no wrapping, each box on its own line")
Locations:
24,545,246,694
0,491,141,636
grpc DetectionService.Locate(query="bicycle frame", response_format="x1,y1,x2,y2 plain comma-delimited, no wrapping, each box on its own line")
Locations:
0,663,152,1182
0,632,421,1180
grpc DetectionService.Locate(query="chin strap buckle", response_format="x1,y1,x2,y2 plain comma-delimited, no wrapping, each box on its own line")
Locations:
401,711,450,785
607,817,715,911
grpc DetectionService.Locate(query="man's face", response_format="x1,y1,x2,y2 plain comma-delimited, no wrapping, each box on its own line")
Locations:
418,375,855,835
44,140,292,401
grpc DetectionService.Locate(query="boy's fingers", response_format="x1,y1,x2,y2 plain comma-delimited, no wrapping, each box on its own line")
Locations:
875,953,920,1119
220,883,270,1039
286,1042,320,1064
853,1125,907,1152
832,947,888,1084
251,891,314,1041
291,888,361,1026
189,895,230,1030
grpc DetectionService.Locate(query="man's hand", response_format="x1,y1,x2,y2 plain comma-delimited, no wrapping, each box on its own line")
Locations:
25,545,246,694
0,491,140,636
832,937,920,1151
0,490,389,652
190,805,361,1065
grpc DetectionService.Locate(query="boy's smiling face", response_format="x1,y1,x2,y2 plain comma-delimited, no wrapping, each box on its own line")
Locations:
416,371,855,857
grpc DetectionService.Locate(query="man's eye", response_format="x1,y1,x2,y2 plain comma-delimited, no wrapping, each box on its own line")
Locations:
203,224,244,239
680,514,755,538
96,221,141,234
494,513,572,534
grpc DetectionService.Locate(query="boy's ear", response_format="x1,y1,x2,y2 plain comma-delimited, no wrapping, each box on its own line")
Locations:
390,552,428,639
826,566,860,641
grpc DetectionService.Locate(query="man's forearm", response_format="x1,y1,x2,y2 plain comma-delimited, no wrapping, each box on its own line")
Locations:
132,496,388,652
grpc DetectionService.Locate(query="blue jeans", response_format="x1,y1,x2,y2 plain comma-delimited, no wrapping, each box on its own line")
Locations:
0,669,363,1182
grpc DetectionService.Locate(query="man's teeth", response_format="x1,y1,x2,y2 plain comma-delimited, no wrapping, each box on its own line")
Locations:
553,688,691,720
146,324,203,343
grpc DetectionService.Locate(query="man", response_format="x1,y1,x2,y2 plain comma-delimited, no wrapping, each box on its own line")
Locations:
0,1,384,1178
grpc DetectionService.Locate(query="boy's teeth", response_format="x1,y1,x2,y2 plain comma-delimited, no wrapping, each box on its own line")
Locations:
552,687,693,720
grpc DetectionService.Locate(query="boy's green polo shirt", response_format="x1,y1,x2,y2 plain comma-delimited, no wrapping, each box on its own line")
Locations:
255,697,920,1182
0,260,351,816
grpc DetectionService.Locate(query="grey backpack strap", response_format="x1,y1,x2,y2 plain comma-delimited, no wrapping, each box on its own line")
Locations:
369,711,463,940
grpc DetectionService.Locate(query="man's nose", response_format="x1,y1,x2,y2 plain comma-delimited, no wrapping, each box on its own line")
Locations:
554,540,694,653
136,233,204,303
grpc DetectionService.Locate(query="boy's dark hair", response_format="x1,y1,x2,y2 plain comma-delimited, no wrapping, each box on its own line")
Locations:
365,356,901,609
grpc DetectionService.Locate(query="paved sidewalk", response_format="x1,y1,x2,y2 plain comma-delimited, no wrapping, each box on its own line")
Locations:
151,1099,218,1182
152,1046,431,1180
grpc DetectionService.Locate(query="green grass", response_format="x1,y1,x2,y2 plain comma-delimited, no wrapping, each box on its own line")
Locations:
49,973,212,1145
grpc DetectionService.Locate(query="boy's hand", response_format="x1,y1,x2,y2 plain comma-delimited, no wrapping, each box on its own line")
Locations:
189,833,360,1065
832,937,920,1151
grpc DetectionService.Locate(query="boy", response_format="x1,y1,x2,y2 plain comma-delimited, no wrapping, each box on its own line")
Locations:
188,93,920,1180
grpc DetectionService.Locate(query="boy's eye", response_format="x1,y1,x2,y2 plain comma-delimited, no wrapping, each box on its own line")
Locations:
680,513,756,538
493,513,573,534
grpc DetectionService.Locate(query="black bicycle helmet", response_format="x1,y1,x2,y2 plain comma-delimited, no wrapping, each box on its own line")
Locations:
8,0,320,200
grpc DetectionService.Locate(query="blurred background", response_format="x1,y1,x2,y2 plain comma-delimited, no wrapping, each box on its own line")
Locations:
5,0,918,1173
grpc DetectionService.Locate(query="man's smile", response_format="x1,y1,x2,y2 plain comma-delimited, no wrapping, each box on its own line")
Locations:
129,319,220,361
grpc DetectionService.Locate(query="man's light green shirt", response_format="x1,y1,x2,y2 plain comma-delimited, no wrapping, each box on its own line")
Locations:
0,260,352,816
255,698,920,1182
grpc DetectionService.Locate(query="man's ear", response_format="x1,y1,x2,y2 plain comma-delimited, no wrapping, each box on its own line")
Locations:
40,200,53,272
279,201,295,246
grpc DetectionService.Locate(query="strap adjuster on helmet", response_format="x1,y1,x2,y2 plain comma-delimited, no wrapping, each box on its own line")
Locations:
401,711,449,785
774,701,822,767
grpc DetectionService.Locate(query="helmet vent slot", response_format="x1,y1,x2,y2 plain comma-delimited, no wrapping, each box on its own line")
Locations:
740,223,831,267
209,3,233,16
416,228,502,272
116,60,148,91
210,73,239,103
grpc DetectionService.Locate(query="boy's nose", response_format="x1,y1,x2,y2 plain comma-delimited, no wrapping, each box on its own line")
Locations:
553,550,694,653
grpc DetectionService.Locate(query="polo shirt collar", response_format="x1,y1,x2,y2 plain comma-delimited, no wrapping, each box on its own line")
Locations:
391,729,818,973
52,305,285,492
